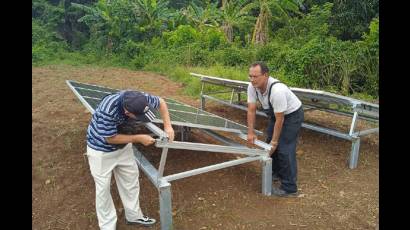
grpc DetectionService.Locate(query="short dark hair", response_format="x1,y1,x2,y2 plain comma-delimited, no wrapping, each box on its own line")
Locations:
250,61,269,74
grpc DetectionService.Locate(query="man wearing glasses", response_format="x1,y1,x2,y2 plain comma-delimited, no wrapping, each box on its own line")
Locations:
247,61,304,197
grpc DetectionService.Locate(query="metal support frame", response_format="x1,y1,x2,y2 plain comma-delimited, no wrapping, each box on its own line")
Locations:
158,147,169,178
261,157,272,195
155,139,268,156
133,146,159,187
163,155,264,182
134,124,272,230
199,129,272,196
205,90,235,95
349,137,361,169
353,127,379,137
137,124,271,229
230,88,235,104
236,133,272,150
349,110,359,136
200,82,205,110
158,179,172,230
190,73,379,169
177,126,191,142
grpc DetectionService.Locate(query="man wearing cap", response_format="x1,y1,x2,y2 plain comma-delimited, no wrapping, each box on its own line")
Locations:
86,90,174,229
247,61,304,197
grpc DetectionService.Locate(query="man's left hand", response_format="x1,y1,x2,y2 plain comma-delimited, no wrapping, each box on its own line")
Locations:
164,126,175,142
269,141,278,156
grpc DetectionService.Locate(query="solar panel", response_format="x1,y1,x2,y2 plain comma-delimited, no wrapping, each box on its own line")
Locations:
66,80,261,135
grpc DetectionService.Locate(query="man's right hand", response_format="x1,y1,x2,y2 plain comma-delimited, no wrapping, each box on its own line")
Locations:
136,134,156,146
247,132,257,145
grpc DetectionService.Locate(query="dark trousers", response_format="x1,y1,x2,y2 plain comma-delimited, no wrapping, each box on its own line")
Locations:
266,107,304,193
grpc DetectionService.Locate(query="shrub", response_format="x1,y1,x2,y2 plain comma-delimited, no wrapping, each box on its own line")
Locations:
217,46,255,67
118,40,147,59
199,28,227,50
163,25,200,47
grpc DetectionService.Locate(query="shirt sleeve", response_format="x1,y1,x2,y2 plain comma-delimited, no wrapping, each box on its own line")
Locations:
247,85,257,103
271,89,287,113
144,93,161,109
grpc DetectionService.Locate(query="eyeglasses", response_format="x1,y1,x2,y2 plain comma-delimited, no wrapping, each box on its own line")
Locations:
248,73,264,80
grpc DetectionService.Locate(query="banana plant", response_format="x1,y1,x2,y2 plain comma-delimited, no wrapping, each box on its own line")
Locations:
251,0,302,45
219,0,255,43
180,0,220,30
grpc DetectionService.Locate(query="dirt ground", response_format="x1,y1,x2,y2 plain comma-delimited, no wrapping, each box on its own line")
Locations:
32,65,379,230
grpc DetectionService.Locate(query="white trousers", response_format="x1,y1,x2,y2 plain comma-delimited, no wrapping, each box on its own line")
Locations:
87,143,144,230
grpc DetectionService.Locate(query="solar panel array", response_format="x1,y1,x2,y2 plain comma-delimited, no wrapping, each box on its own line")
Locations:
67,80,259,134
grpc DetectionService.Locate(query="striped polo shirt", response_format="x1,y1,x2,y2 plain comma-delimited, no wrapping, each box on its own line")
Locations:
86,91,160,152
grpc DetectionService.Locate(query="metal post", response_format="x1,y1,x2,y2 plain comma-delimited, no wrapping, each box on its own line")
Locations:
159,180,173,230
200,82,205,110
180,126,185,141
261,157,272,196
230,88,235,104
349,111,359,136
184,127,191,141
158,147,169,178
348,104,360,169
349,137,361,169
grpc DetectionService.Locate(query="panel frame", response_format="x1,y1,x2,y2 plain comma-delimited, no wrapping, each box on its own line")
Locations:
190,73,379,169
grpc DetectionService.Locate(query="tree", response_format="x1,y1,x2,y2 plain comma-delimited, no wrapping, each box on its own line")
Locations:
329,0,379,40
72,0,172,51
32,0,65,31
180,1,220,30
71,0,119,52
219,0,255,43
251,0,302,45
132,0,172,36
168,0,204,9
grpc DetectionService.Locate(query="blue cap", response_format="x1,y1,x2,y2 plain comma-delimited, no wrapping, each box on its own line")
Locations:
122,91,156,122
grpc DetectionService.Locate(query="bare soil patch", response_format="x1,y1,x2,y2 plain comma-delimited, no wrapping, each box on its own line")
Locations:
32,65,378,229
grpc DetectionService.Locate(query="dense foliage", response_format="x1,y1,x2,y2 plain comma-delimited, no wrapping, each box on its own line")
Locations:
32,0,379,100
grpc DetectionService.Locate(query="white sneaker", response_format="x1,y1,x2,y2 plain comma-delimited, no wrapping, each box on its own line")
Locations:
125,215,156,226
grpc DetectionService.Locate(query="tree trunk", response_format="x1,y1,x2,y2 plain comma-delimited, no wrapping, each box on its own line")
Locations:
252,17,268,44
222,22,233,43
106,36,113,54
340,55,356,95
252,4,270,45
341,73,350,95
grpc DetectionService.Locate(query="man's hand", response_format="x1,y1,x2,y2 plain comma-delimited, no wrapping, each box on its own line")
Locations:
106,133,155,146
269,141,278,156
164,126,175,142
137,134,156,146
247,132,257,145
